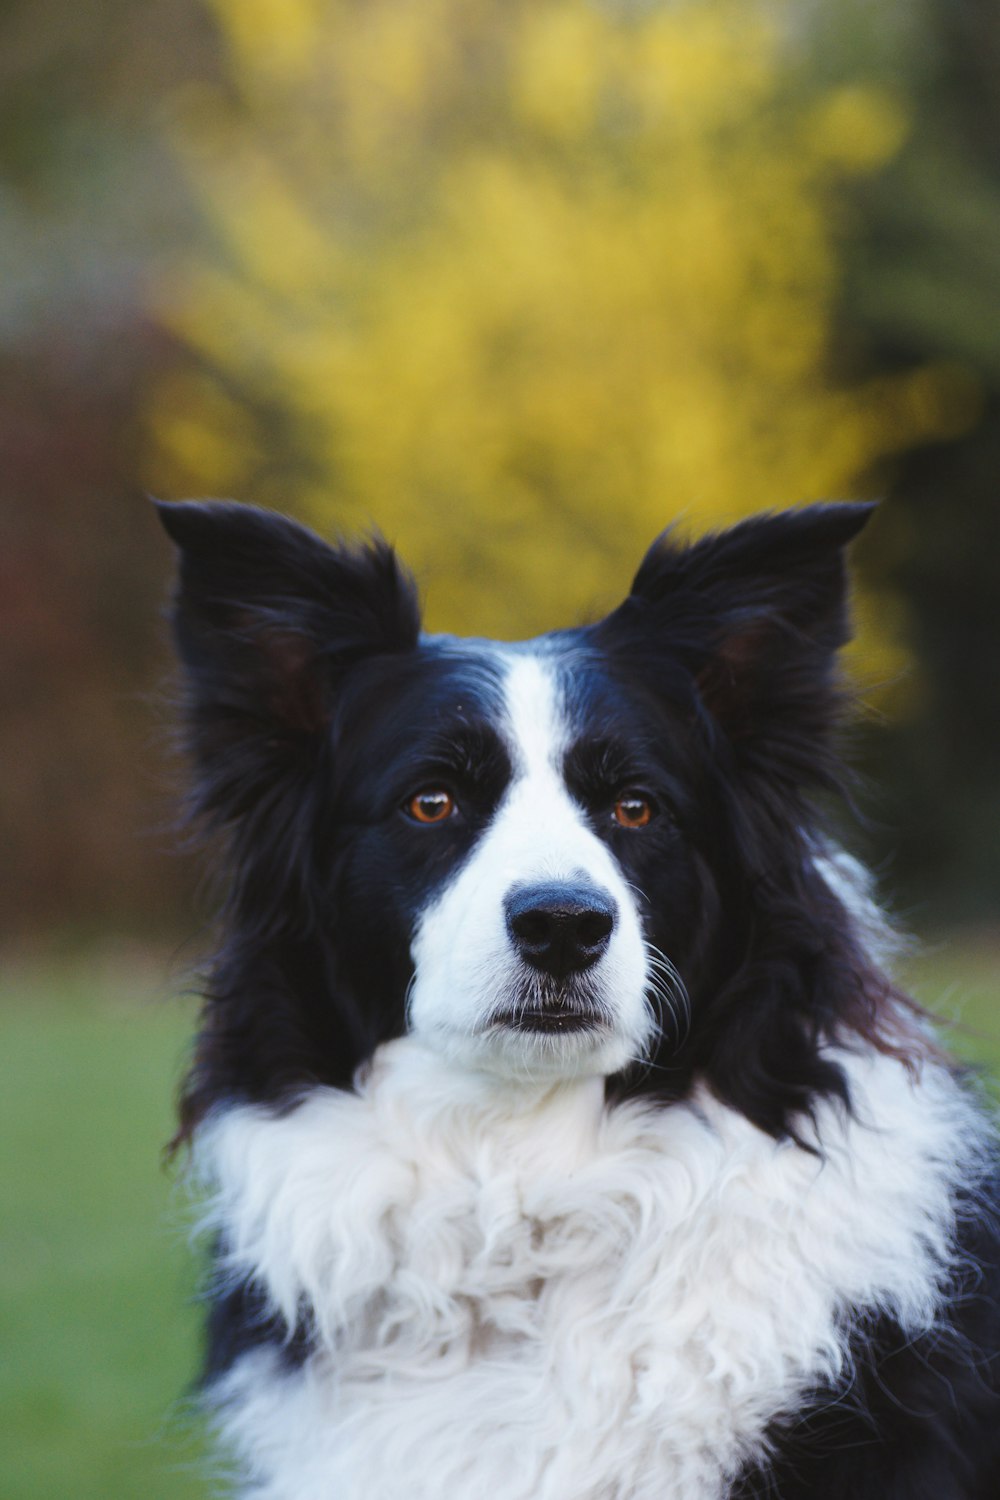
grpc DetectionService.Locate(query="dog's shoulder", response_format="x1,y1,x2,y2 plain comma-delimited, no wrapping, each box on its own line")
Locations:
735,1160,1000,1499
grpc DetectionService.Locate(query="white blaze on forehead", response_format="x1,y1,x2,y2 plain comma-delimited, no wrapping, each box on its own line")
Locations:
502,652,571,784
487,651,602,887
406,648,651,1078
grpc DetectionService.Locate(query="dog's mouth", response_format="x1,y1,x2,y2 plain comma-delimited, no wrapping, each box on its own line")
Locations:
485,975,612,1035
463,975,638,1076
491,1007,608,1034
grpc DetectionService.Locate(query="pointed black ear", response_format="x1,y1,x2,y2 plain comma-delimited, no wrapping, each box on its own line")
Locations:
604,502,875,773
156,499,420,804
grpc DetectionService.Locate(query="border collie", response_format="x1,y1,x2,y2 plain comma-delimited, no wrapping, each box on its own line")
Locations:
158,499,1000,1499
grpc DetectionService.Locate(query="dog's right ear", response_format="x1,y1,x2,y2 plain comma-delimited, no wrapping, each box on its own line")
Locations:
156,499,420,800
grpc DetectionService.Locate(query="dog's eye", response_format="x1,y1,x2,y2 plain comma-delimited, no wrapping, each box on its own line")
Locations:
613,794,653,829
405,789,456,824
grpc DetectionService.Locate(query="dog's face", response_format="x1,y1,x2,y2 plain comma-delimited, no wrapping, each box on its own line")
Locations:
327,639,705,1080
159,499,873,1099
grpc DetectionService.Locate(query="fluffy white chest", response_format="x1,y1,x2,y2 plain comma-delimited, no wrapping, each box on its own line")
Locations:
201,1040,972,1500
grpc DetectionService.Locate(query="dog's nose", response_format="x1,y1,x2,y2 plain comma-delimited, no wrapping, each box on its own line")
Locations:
504,881,617,979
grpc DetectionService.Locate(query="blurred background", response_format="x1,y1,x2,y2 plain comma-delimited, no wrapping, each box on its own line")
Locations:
2,0,998,1494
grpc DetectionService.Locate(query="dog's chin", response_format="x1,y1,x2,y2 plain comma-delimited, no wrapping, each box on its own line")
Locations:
474,1023,631,1082
444,978,643,1082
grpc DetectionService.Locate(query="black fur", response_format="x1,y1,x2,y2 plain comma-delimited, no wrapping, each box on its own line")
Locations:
202,1262,313,1382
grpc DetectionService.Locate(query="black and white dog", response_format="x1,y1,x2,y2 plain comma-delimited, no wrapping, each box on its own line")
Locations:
158,499,1000,1499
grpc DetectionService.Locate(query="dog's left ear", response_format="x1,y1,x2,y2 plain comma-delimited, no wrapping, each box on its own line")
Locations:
157,500,421,926
602,502,875,763
156,499,420,816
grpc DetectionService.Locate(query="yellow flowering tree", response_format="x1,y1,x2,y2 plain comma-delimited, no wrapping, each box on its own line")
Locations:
148,0,966,662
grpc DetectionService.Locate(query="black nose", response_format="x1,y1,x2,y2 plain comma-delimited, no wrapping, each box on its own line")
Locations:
504,881,617,980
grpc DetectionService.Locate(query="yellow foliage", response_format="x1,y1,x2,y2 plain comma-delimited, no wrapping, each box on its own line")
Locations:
146,0,972,688
808,86,909,173
209,0,325,84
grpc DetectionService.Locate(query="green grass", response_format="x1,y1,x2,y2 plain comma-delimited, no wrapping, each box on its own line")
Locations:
1,940,998,1499
904,936,1000,1082
1,958,208,1500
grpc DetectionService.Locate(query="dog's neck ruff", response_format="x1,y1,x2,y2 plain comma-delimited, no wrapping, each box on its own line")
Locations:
199,1038,983,1500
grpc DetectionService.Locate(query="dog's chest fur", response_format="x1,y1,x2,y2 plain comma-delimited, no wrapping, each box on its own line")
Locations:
203,1039,974,1500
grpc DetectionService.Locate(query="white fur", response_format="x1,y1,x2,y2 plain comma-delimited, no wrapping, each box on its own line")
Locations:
408,653,651,1079
198,1039,987,1500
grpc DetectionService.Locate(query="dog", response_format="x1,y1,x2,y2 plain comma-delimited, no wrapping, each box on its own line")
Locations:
158,498,1000,1499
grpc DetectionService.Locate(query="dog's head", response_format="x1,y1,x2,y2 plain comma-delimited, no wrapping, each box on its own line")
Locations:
159,500,876,1130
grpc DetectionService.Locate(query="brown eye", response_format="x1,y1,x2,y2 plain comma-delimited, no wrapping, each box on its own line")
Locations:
406,789,456,824
614,795,653,829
